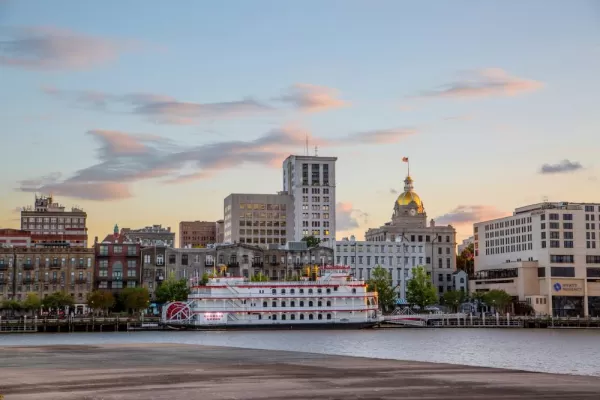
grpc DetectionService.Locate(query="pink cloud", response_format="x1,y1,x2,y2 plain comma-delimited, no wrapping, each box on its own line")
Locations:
435,205,508,227
277,84,348,112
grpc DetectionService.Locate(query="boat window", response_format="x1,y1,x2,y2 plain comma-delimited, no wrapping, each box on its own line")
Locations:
327,314,332,320
300,301,304,306
326,301,331,307
281,289,286,294
318,314,323,320
309,301,314,307
290,289,295,294
291,301,295,307
308,289,313,294
281,301,286,307
352,288,356,294
272,301,277,307
281,314,286,320
334,287,338,291
272,315,277,320
291,314,296,320
272,289,276,294
317,288,322,294
258,315,262,320
317,301,322,307
309,314,314,320
326,288,331,294
300,314,304,320
263,301,267,307
300,289,304,294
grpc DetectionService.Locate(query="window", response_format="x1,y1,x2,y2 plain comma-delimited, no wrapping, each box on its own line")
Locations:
113,245,123,254
550,255,574,263
550,267,575,277
550,240,560,248
564,241,574,248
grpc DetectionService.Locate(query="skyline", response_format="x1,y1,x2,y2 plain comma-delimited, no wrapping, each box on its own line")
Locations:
1,1,599,244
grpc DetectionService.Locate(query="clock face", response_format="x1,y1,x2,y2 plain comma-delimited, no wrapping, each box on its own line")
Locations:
410,209,416,216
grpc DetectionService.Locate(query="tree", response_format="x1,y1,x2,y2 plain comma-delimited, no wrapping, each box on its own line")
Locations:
406,266,438,310
22,293,42,315
442,290,466,312
1,299,22,316
42,291,74,311
86,290,115,316
301,235,321,248
251,272,269,282
119,287,150,314
483,289,512,313
155,273,189,303
366,265,397,313
456,243,475,276
199,272,209,285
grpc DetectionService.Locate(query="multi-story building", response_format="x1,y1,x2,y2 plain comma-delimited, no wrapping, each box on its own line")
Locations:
458,236,474,254
365,174,457,296
121,224,175,247
0,229,32,247
223,193,293,247
94,225,141,293
179,221,217,248
282,155,337,246
335,236,428,301
0,246,94,312
19,195,88,247
215,220,224,243
472,201,600,317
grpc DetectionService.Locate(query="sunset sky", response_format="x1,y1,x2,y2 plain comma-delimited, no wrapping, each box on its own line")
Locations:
1,1,599,244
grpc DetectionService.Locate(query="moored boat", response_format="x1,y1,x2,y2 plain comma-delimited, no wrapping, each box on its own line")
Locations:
161,265,382,330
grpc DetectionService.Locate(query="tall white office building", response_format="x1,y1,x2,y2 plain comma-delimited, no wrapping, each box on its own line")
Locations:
282,155,337,247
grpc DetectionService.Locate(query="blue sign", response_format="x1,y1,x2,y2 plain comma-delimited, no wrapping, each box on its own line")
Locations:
553,282,562,292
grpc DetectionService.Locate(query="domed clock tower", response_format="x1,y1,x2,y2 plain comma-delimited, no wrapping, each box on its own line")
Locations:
391,175,427,228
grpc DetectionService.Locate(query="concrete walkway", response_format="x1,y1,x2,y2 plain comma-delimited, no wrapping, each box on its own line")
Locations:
0,344,599,399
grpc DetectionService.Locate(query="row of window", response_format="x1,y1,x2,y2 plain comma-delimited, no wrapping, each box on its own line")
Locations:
485,225,532,238
239,212,287,220
98,245,137,256
239,229,287,236
239,220,287,227
485,242,534,255
97,281,137,289
22,217,85,223
337,244,426,253
268,313,332,321
484,217,532,231
337,255,432,267
239,203,287,211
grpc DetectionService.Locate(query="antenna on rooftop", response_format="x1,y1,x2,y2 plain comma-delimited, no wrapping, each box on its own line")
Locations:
314,145,318,156
305,133,309,156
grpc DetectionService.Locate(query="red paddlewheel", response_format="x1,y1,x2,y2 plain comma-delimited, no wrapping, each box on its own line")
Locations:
165,302,191,321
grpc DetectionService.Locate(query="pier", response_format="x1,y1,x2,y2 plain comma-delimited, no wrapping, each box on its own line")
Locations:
0,316,162,333
0,344,599,399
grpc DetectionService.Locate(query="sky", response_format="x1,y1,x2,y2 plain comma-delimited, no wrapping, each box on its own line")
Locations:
1,0,599,245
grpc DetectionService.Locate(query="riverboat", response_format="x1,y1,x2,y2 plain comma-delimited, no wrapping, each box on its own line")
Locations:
161,265,382,330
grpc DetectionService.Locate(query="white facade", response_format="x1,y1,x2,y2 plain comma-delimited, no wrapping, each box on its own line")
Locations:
335,237,427,301
473,201,600,317
223,193,294,246
458,236,474,254
282,155,337,247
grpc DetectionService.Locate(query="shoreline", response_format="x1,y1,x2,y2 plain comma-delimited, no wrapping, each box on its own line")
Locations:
0,344,599,399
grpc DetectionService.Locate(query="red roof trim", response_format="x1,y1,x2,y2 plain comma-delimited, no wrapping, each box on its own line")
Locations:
193,308,378,314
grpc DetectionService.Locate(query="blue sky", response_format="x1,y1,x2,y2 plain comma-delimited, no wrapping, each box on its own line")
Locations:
1,0,599,243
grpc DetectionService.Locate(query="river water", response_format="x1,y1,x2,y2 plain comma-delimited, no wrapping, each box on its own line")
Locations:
1,328,599,377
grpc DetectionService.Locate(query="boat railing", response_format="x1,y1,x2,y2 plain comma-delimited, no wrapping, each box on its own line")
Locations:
190,305,378,313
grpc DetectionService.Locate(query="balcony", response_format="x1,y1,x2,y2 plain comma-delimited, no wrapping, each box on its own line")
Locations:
76,264,86,269
23,262,34,270
227,262,240,269
205,260,215,267
75,278,87,284
155,275,165,283
49,278,60,284
96,275,109,281
252,262,264,268
269,261,279,266
49,263,61,270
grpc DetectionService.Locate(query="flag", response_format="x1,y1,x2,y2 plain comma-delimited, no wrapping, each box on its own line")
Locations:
402,157,409,162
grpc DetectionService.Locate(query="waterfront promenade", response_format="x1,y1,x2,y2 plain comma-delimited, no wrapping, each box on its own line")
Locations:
0,344,599,399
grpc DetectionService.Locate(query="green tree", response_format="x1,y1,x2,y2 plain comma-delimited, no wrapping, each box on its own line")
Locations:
1,299,22,316
250,272,269,282
366,265,397,313
442,290,466,312
456,243,475,276
483,289,513,313
301,235,321,248
86,290,115,316
119,287,150,314
406,266,438,310
200,272,209,285
22,293,42,315
155,273,189,303
42,291,74,311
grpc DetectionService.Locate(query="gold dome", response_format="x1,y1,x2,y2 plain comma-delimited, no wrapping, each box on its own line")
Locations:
396,191,424,213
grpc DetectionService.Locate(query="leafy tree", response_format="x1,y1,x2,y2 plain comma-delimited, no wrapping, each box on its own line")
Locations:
86,290,115,316
199,272,209,285
456,243,475,276
301,235,321,248
42,291,74,311
366,265,397,313
155,273,189,303
251,272,269,282
406,266,438,310
1,299,22,316
119,287,150,314
442,290,466,312
22,293,42,314
483,289,513,313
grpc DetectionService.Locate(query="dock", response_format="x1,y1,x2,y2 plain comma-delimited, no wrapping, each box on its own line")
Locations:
0,344,599,399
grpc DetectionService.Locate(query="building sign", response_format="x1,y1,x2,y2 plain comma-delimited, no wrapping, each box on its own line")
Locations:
551,279,583,296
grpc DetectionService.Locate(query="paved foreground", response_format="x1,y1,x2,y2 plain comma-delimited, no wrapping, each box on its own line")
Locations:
0,344,599,399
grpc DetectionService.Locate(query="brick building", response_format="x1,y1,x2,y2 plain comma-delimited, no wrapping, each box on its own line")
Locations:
0,229,32,247
94,224,141,293
179,221,217,248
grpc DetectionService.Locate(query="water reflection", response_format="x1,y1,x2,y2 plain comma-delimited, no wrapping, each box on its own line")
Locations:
1,328,598,376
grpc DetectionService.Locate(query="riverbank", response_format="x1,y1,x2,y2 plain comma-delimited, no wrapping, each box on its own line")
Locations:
0,344,599,399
